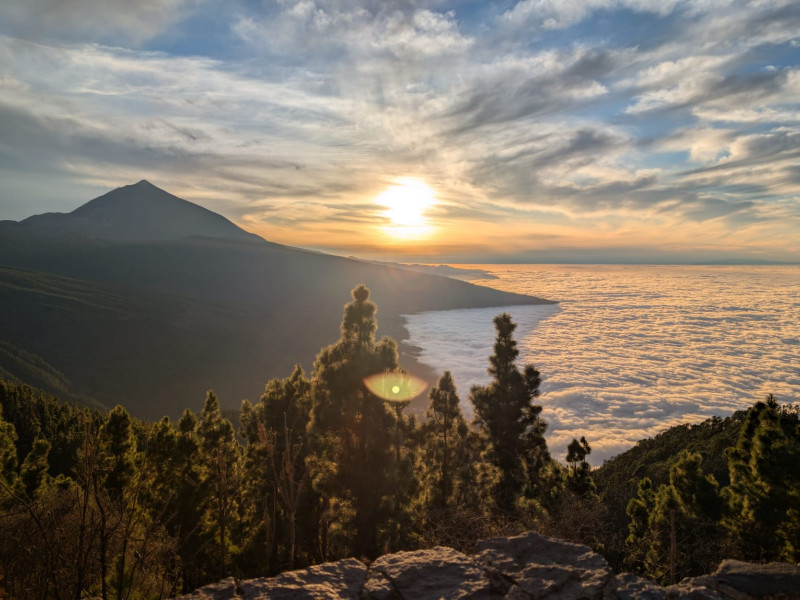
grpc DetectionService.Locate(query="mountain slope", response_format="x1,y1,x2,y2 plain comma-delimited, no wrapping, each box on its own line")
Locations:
0,182,554,419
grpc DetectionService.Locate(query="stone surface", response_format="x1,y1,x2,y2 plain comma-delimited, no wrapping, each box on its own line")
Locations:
710,559,800,596
367,546,495,599
475,531,613,599
665,585,728,600
612,573,668,600
178,577,239,600
174,532,800,600
238,558,368,600
668,559,800,600
360,570,402,600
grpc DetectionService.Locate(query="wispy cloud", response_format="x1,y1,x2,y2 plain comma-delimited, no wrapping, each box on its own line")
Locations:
0,0,198,44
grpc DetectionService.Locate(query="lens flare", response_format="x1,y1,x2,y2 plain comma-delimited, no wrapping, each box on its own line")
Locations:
364,371,428,402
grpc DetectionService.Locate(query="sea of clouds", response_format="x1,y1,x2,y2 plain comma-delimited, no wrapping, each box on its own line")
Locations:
403,265,800,465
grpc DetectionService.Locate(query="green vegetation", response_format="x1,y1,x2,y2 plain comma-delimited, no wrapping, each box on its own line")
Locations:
619,398,800,584
470,313,549,513
0,285,798,598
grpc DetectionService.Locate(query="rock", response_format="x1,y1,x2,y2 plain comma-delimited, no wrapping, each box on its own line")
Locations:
360,570,402,600
710,559,800,597
365,546,495,599
668,559,800,600
172,533,800,600
474,531,613,599
664,584,728,600
178,577,239,600
237,558,367,600
612,573,668,600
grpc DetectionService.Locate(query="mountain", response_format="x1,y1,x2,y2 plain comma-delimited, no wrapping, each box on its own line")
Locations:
13,180,262,244
0,182,553,419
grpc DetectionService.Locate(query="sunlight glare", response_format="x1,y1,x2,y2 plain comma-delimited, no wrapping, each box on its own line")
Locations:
376,178,437,239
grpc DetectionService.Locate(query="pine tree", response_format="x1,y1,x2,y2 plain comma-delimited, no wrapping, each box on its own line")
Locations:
641,451,723,584
307,285,401,559
142,416,179,512
90,405,140,600
197,391,242,579
240,365,315,573
646,482,680,584
382,393,419,554
470,313,548,512
101,412,182,600
19,437,51,498
173,408,205,590
625,476,655,572
724,395,800,561
0,401,20,504
565,436,597,499
420,371,471,509
627,477,655,539
99,405,138,501
670,451,722,522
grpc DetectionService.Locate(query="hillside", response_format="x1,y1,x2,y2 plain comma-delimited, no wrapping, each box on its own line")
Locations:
0,182,553,419
593,405,800,570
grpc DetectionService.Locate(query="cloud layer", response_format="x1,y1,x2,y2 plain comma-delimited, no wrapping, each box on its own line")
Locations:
1,0,799,261
403,265,800,464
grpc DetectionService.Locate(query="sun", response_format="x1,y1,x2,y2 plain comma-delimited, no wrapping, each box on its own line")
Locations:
376,178,437,239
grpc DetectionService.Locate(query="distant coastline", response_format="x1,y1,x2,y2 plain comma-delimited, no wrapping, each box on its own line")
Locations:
438,260,800,266
353,258,499,280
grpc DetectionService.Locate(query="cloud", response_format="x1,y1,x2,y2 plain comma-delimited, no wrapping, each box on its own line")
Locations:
233,1,474,65
0,36,387,211
658,126,734,163
0,0,198,44
439,47,612,134
628,67,791,115
674,197,755,223
502,0,680,31
405,265,800,464
461,123,633,208
680,0,800,51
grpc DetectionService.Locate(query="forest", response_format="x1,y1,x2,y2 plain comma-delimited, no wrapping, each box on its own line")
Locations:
0,285,798,599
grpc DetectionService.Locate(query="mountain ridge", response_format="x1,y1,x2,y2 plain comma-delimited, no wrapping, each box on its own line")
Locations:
14,180,263,244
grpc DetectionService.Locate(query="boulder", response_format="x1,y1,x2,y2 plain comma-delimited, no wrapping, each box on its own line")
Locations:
612,573,668,600
474,531,613,599
668,559,800,600
363,546,496,599
179,559,367,600
238,558,367,600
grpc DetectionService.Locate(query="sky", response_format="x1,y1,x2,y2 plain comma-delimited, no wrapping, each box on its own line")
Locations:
1,0,799,263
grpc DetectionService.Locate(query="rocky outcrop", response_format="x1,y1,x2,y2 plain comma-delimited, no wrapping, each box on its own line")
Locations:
176,532,800,600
